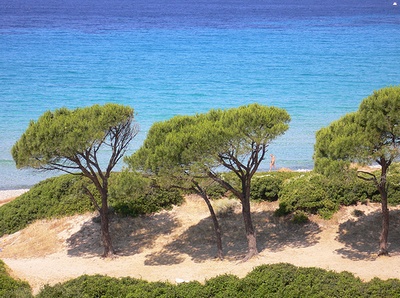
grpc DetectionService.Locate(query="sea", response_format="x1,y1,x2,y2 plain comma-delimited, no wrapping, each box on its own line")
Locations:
0,0,399,190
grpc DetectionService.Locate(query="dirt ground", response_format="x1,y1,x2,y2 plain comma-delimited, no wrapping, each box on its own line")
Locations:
1,190,400,295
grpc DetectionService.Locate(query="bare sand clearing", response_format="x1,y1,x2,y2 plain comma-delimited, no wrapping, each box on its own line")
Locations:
1,190,400,295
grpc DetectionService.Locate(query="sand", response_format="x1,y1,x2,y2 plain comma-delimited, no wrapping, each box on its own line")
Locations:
0,189,29,207
1,190,400,295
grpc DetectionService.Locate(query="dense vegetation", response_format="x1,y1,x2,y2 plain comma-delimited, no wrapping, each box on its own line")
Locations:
250,167,400,220
126,103,291,259
35,263,400,297
0,173,183,237
2,165,400,238
313,86,400,255
3,88,400,295
2,160,400,297
0,260,32,298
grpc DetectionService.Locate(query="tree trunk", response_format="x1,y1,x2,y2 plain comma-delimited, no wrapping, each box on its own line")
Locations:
379,193,389,256
207,171,258,260
377,163,389,256
100,188,115,258
241,196,258,261
200,193,224,260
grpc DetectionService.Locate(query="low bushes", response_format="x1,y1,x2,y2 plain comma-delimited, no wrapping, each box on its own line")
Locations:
0,259,32,298
385,168,400,205
36,275,175,298
250,172,300,202
0,174,92,236
0,172,183,237
3,262,400,297
216,167,400,219
275,171,379,219
109,171,184,217
35,263,400,297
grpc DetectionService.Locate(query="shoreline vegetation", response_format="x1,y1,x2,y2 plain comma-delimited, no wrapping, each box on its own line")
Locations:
2,180,400,295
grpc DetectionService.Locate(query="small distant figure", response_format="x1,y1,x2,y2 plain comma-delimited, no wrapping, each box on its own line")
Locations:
269,154,276,171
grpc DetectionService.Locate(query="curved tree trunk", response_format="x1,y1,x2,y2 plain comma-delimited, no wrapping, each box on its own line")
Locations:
201,193,224,260
193,181,223,260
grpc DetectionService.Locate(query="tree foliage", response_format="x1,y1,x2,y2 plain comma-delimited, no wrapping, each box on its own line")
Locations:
127,103,290,260
12,104,136,173
202,104,290,259
315,86,400,168
314,86,400,255
0,259,33,298
127,114,226,258
12,104,138,257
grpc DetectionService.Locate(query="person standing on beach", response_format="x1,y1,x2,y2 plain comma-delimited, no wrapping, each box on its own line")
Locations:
269,154,276,171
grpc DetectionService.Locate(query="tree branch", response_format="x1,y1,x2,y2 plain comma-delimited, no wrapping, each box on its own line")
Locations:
82,185,101,212
207,170,242,201
357,170,378,185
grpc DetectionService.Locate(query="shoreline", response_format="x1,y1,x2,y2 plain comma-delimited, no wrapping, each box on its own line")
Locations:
0,189,29,204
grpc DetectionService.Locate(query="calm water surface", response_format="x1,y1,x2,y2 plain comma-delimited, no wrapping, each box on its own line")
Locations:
0,0,399,189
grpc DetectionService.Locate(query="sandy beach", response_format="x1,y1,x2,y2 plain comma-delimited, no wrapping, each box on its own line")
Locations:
1,190,400,295
0,189,29,207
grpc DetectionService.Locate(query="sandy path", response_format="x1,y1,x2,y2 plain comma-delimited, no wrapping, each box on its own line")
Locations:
2,191,400,295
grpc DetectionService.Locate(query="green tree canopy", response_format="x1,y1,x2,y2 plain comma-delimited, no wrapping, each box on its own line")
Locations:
12,103,138,257
127,103,290,260
315,86,400,169
314,86,400,255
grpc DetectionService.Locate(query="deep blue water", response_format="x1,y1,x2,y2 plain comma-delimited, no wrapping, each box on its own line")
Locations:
1,0,399,189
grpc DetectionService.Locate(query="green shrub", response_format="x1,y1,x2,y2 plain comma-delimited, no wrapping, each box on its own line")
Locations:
277,173,337,219
37,275,175,298
0,260,32,298
276,170,380,219
109,171,184,217
35,264,400,297
240,263,363,297
174,281,205,298
362,277,400,297
315,161,400,207
0,174,93,236
387,170,400,205
111,187,183,217
286,268,363,298
203,274,242,298
204,183,226,200
323,171,376,206
239,263,299,296
250,172,300,202
0,171,184,237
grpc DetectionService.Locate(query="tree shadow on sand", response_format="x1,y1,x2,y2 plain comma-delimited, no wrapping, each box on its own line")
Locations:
335,209,400,260
67,212,180,257
144,211,321,265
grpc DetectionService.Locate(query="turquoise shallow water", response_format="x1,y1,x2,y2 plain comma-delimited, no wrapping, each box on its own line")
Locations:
0,0,399,189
